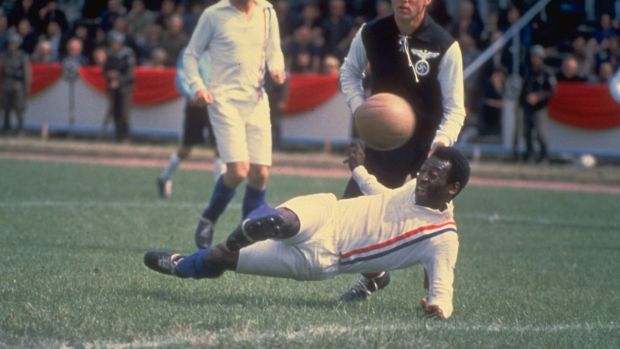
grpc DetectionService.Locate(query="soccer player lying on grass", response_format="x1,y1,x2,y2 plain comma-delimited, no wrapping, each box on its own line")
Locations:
144,145,469,319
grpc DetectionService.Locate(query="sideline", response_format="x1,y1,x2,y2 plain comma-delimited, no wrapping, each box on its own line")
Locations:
2,151,620,195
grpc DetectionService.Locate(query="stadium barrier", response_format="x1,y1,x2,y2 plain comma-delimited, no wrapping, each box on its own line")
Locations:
21,64,620,156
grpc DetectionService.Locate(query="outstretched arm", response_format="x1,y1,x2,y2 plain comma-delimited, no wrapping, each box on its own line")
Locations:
344,142,391,195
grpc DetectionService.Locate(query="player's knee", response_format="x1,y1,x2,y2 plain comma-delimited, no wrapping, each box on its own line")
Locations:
248,166,269,185
225,164,249,184
276,207,300,238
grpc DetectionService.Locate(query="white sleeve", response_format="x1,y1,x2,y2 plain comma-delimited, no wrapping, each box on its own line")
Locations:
433,41,467,146
266,8,285,73
183,10,214,95
339,24,367,115
351,166,392,195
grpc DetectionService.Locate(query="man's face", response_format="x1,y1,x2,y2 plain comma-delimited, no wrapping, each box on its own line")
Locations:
415,156,453,208
391,0,431,22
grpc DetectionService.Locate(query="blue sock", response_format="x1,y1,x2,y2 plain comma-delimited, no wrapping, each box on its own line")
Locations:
242,185,267,219
247,203,281,221
202,177,237,222
175,249,221,279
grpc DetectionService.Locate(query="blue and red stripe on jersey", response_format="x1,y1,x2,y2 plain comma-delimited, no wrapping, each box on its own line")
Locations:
339,221,457,266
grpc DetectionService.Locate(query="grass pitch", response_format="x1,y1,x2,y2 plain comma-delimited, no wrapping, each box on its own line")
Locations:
1,158,619,348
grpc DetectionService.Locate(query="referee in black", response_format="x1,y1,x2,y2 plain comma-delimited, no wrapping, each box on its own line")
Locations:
338,0,466,303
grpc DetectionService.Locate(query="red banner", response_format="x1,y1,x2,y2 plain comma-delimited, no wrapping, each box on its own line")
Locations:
78,66,179,106
28,63,341,112
283,73,340,114
30,63,62,95
548,82,620,129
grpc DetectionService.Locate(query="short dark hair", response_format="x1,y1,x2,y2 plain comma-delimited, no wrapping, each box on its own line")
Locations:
432,147,470,193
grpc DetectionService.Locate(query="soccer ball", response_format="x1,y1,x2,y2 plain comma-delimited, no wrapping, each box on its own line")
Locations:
354,93,416,151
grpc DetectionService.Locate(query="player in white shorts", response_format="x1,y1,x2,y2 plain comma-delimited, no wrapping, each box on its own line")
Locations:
183,0,286,248
144,146,469,319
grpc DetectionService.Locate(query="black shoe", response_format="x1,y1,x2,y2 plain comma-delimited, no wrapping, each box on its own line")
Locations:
194,217,214,249
157,177,172,199
144,251,184,276
340,272,391,302
242,209,285,241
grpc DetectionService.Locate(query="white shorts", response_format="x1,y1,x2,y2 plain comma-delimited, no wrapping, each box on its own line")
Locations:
207,93,271,165
236,193,340,281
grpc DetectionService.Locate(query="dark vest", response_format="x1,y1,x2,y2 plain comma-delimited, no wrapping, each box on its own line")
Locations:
362,15,455,147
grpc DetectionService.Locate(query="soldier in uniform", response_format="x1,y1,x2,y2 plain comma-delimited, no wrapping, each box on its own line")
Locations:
0,33,31,134
104,32,136,142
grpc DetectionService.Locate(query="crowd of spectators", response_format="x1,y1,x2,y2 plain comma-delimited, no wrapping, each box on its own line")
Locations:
0,0,619,139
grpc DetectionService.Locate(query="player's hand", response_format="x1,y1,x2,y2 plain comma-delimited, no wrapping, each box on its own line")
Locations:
193,89,214,105
270,70,287,85
343,141,365,171
428,141,447,157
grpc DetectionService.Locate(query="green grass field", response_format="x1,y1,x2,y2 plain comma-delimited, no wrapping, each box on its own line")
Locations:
1,158,619,348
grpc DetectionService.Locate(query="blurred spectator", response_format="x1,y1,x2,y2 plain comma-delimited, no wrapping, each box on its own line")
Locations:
556,55,587,82
571,35,596,81
449,0,483,46
595,35,620,72
286,25,322,73
71,23,95,63
38,1,68,33
481,30,513,77
61,37,86,84
321,0,355,60
95,27,108,49
45,20,64,62
427,0,452,28
374,0,391,20
346,0,376,24
62,37,87,66
597,61,615,83
144,47,167,68
479,9,499,48
58,0,85,28
160,14,187,67
594,13,617,47
300,3,321,29
478,66,506,138
109,16,139,58
31,40,53,63
320,54,340,75
17,18,38,55
104,32,135,142
100,0,126,33
518,45,554,163
10,0,41,30
500,5,530,74
136,23,162,65
156,0,176,30
182,2,207,36
1,32,31,135
126,0,155,39
92,46,107,67
0,10,8,52
460,33,481,119
273,0,302,43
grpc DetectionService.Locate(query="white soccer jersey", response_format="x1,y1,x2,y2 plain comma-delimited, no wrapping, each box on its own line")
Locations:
333,179,456,274
183,0,284,99
237,168,459,316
